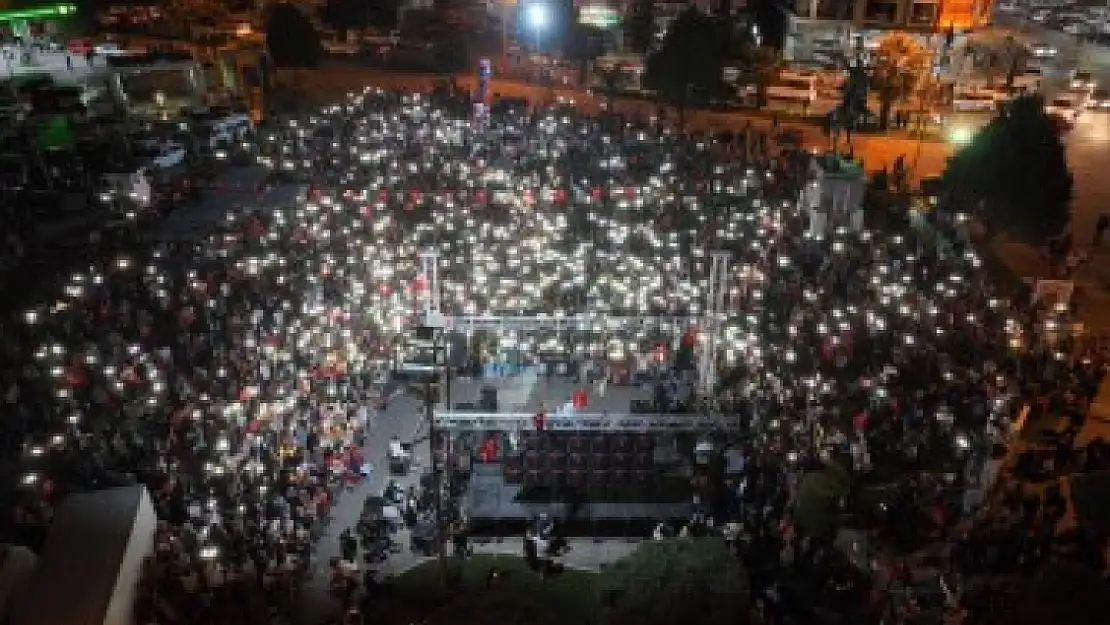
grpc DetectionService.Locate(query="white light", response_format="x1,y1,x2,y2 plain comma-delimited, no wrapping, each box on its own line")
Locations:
527,3,550,29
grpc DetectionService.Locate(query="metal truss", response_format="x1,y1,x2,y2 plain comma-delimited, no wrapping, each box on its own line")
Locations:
433,411,742,433
427,314,702,333
418,248,733,397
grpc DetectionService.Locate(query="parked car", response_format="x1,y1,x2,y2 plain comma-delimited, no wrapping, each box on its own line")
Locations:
1087,88,1110,109
1071,70,1097,91
1045,96,1081,125
952,91,998,113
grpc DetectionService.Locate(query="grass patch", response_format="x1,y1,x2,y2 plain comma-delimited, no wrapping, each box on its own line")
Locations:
380,555,600,625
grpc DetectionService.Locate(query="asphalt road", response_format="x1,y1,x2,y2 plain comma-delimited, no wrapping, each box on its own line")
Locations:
972,20,1110,252
296,389,434,625
153,165,285,242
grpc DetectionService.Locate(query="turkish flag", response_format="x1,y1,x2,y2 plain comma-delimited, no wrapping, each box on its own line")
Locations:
479,436,499,463
572,390,588,410
681,327,697,349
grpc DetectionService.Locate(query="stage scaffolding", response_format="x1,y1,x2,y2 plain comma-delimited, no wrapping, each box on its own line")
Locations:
417,248,736,432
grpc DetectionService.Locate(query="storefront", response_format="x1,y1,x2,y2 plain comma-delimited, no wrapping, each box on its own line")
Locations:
0,3,78,41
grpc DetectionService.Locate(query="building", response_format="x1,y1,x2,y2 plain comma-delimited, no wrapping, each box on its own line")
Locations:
780,0,992,62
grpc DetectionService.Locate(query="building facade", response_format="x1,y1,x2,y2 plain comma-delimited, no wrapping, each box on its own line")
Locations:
781,0,992,61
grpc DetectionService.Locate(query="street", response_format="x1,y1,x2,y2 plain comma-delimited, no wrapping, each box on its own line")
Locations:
971,21,1110,258
296,390,431,625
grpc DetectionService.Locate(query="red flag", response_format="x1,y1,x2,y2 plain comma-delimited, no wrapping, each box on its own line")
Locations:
533,412,546,431
479,436,499,463
681,327,697,349
572,390,588,410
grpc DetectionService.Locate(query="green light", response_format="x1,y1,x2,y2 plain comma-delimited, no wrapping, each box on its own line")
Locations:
948,126,973,145
0,4,78,23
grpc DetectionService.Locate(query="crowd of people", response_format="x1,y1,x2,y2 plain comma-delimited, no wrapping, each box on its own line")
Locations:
0,83,1106,625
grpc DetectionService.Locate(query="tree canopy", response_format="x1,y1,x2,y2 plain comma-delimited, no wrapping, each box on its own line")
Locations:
598,538,749,625
265,3,322,69
644,8,727,123
942,94,1072,242
736,45,780,108
869,33,931,128
321,0,400,33
626,0,656,54
792,462,850,538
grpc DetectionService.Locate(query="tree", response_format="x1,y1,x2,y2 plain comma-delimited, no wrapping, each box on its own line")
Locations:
644,8,727,129
567,21,607,86
598,538,749,625
792,461,850,539
737,45,780,109
748,0,785,51
626,0,656,54
943,94,1072,243
869,33,931,129
71,0,107,34
321,0,399,33
265,3,322,70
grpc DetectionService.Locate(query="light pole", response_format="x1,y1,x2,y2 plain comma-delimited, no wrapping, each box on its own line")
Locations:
419,326,452,587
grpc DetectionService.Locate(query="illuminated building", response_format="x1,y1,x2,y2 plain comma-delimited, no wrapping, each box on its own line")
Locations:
780,0,992,62
0,3,78,38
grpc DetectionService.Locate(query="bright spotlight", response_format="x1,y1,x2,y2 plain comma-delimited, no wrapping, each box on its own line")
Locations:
527,3,550,30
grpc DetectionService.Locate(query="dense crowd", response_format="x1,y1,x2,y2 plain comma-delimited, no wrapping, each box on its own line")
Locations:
0,84,1107,625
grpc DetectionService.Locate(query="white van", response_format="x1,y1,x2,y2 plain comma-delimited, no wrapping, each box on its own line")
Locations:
766,74,817,104
952,91,998,113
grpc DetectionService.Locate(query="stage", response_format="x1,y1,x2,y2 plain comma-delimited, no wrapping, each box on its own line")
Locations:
464,465,694,535
440,368,705,535
441,369,657,415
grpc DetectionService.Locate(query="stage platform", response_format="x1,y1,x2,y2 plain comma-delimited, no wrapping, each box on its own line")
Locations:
464,464,693,535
